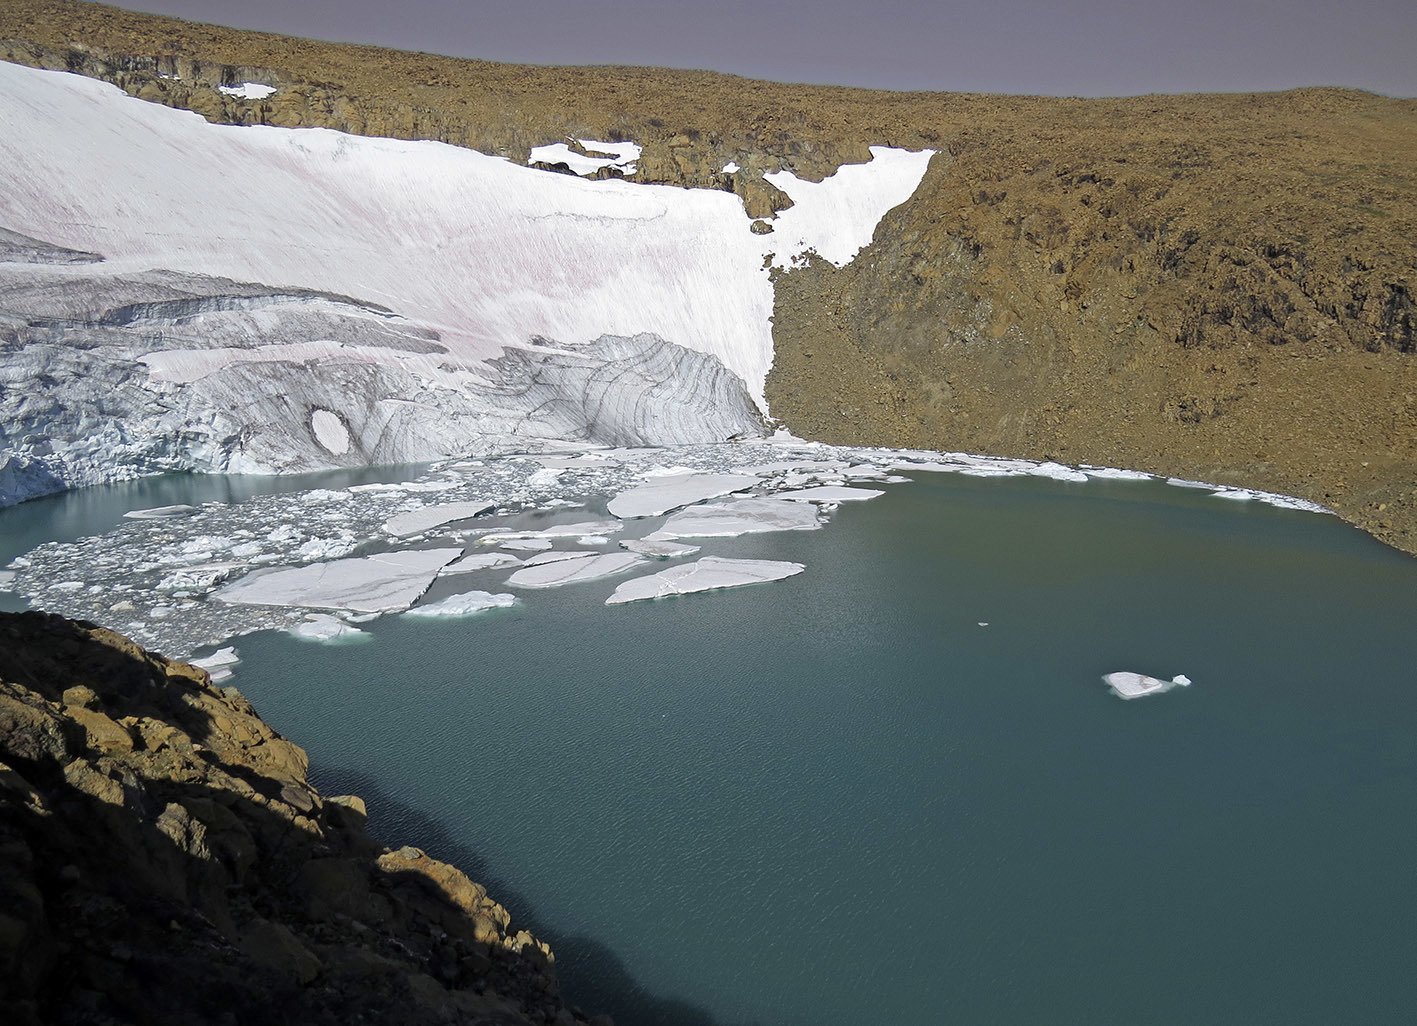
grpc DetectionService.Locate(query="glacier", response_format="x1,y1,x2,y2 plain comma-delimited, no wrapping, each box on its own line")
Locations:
0,60,936,505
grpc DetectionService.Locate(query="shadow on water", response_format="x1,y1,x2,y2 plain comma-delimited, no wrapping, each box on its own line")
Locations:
313,765,731,1026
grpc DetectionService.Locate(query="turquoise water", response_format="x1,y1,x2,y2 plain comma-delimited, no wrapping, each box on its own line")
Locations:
7,470,1417,1023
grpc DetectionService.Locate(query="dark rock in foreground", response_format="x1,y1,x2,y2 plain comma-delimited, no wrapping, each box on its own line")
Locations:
0,610,608,1026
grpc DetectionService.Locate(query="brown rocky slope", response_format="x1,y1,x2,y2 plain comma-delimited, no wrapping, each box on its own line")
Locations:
0,0,1413,554
0,610,607,1026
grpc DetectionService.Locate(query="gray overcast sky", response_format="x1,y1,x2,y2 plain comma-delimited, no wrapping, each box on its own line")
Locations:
107,1,1417,97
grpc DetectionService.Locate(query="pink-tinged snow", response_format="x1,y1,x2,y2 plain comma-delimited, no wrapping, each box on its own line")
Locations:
0,62,935,410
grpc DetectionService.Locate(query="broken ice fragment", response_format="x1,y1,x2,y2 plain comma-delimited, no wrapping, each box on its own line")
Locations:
607,556,804,605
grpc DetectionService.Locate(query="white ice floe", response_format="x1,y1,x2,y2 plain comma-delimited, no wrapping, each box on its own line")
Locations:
620,539,700,558
218,82,277,100
764,145,936,268
404,590,516,617
0,570,16,588
1082,466,1154,481
124,504,197,520
775,485,884,503
498,538,554,552
439,552,523,575
606,556,804,605
382,501,494,537
213,549,460,613
505,552,645,588
520,550,598,566
1030,461,1090,483
190,645,240,682
607,473,759,518
647,497,820,540
288,613,367,642
1102,671,1193,700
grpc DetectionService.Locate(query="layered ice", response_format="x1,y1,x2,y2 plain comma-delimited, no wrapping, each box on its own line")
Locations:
289,613,368,643
383,501,494,538
776,485,884,503
1103,672,1193,700
190,646,240,682
620,539,701,558
607,474,759,518
505,552,645,588
213,549,460,613
607,557,805,605
647,497,820,539
404,590,517,618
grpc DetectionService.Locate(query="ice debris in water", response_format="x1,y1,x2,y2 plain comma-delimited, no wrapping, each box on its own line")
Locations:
647,497,820,539
775,485,884,503
288,614,368,643
620,539,700,558
190,646,240,682
1103,672,1193,700
404,590,516,618
607,557,805,605
607,473,759,518
124,504,197,520
213,550,461,613
2,438,1326,659
382,501,493,537
506,552,646,589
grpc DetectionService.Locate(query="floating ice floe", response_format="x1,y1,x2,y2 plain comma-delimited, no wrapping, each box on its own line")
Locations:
776,485,885,503
647,497,820,540
382,501,494,538
607,473,760,518
506,552,645,589
190,646,240,682
213,549,460,613
217,82,277,100
606,556,805,605
1103,672,1193,700
404,590,516,618
1208,488,1331,513
620,539,700,558
288,613,368,642
498,538,554,552
124,504,197,520
520,550,599,567
439,552,523,575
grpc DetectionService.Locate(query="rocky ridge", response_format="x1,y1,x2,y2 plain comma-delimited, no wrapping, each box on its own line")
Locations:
0,0,1413,554
0,610,606,1026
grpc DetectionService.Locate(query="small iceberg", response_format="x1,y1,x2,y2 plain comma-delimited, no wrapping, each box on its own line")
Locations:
620,538,700,558
212,549,461,613
404,590,516,618
607,556,805,605
124,504,197,520
1103,671,1193,700
382,501,493,538
505,552,645,588
288,613,368,642
190,646,240,682
647,497,820,540
607,473,759,519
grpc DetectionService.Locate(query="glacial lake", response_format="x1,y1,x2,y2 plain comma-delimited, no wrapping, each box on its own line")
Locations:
4,466,1417,1024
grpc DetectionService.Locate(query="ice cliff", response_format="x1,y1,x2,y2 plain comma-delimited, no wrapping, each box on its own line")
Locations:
0,60,933,504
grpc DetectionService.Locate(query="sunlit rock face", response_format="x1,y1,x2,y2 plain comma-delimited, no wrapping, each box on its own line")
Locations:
0,60,934,504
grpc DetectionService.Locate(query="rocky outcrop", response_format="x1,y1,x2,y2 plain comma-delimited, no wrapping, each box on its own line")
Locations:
0,610,608,1026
